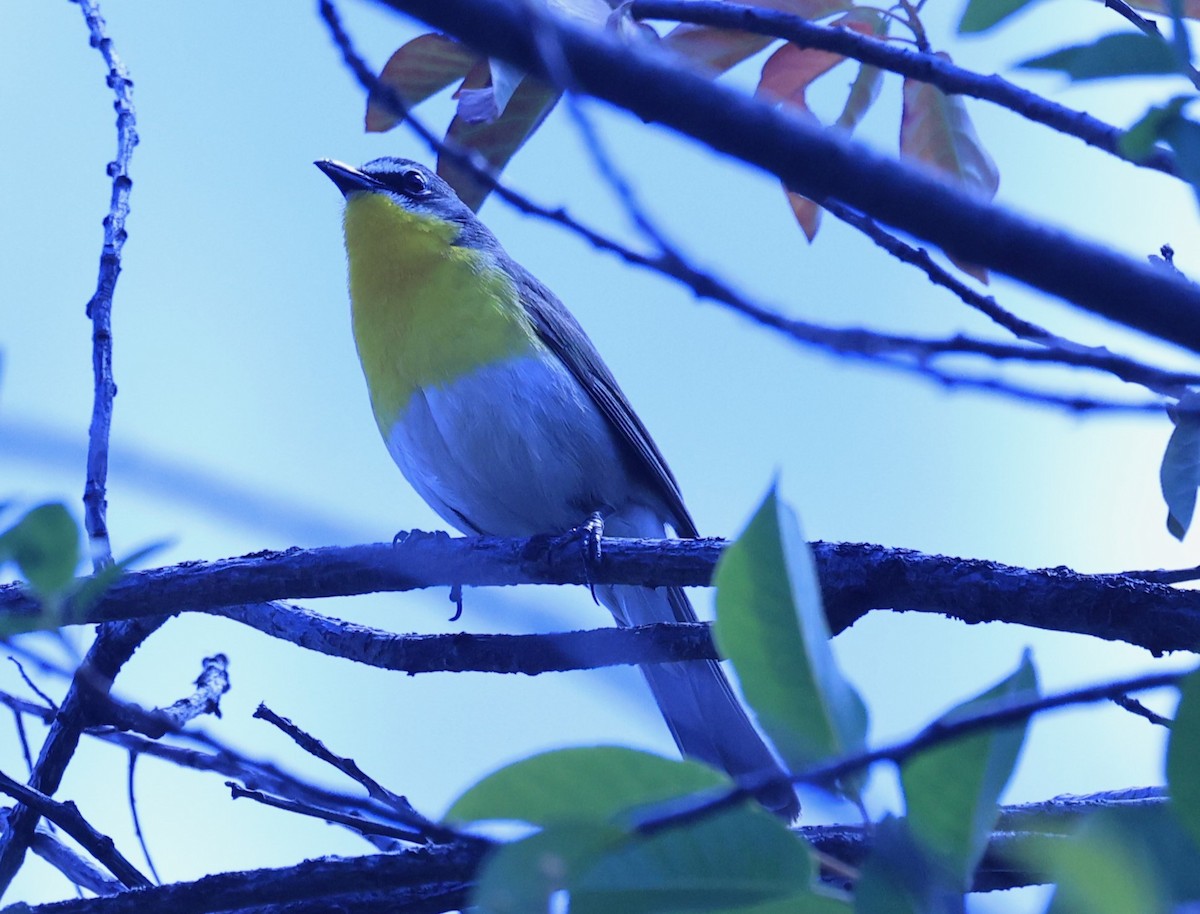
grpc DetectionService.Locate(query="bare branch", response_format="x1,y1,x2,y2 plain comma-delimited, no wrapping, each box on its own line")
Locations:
820,199,1187,398
0,770,150,890
251,704,447,839
29,826,125,897
79,0,137,567
224,783,430,844
97,654,229,739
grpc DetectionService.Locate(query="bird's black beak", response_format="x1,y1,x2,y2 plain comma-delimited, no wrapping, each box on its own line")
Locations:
315,159,379,197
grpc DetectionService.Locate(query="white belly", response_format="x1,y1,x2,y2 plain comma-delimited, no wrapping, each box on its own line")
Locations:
384,351,662,538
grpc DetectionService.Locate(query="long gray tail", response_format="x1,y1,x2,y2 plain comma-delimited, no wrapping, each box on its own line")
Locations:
595,583,800,821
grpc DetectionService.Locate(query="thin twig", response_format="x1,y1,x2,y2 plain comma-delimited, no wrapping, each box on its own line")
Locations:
252,704,447,839
636,669,1186,835
79,0,137,569
97,653,230,738
820,198,1187,398
1122,563,1200,584
126,752,161,884
9,658,59,713
521,0,686,260
10,711,33,776
224,783,434,844
1111,693,1172,727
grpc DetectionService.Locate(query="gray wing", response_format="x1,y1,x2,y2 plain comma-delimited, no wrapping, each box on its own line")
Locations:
510,259,698,539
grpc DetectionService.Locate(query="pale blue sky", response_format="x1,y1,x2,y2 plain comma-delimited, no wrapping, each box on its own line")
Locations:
2,1,1198,908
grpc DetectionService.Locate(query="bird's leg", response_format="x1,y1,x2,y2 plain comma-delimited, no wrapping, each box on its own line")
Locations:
580,509,606,605
390,530,462,619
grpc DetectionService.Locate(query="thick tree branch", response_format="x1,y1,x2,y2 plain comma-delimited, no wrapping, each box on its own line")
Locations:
2,537,1198,655
0,843,485,914
370,0,1200,355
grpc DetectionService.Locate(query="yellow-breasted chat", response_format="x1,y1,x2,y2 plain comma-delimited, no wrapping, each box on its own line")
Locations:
316,157,798,820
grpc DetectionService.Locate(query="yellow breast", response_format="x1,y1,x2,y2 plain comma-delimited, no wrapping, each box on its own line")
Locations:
342,193,537,436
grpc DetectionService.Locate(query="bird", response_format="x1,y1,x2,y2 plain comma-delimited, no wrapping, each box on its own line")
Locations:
316,156,799,820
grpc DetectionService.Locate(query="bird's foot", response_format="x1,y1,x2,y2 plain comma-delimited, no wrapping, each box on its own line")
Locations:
581,511,605,605
392,528,451,546
390,530,462,620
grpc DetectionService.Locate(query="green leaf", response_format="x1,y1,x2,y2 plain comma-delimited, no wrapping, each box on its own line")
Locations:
713,486,868,786
1120,96,1191,160
1160,392,1200,539
446,747,730,826
570,806,812,914
855,817,961,914
1167,667,1200,847
1021,805,1200,914
471,807,813,914
0,503,79,598
720,889,851,914
473,822,626,914
69,540,166,618
1169,0,1193,68
1161,114,1200,205
901,650,1038,888
959,0,1044,33
1020,32,1180,81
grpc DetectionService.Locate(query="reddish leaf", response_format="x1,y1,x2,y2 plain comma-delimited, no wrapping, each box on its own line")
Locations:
757,11,878,241
758,41,847,104
786,188,823,240
366,34,480,133
440,76,561,211
758,43,840,238
900,58,999,198
1129,0,1200,18
834,11,889,130
664,0,850,74
663,24,774,73
900,55,998,281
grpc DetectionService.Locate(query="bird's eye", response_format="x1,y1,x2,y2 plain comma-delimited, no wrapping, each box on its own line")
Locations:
399,169,428,196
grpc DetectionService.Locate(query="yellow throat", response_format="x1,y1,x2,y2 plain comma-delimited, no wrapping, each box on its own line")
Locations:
342,192,538,436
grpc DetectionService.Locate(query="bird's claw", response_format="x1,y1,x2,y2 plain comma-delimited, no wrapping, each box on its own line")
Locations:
448,583,464,622
582,511,605,605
